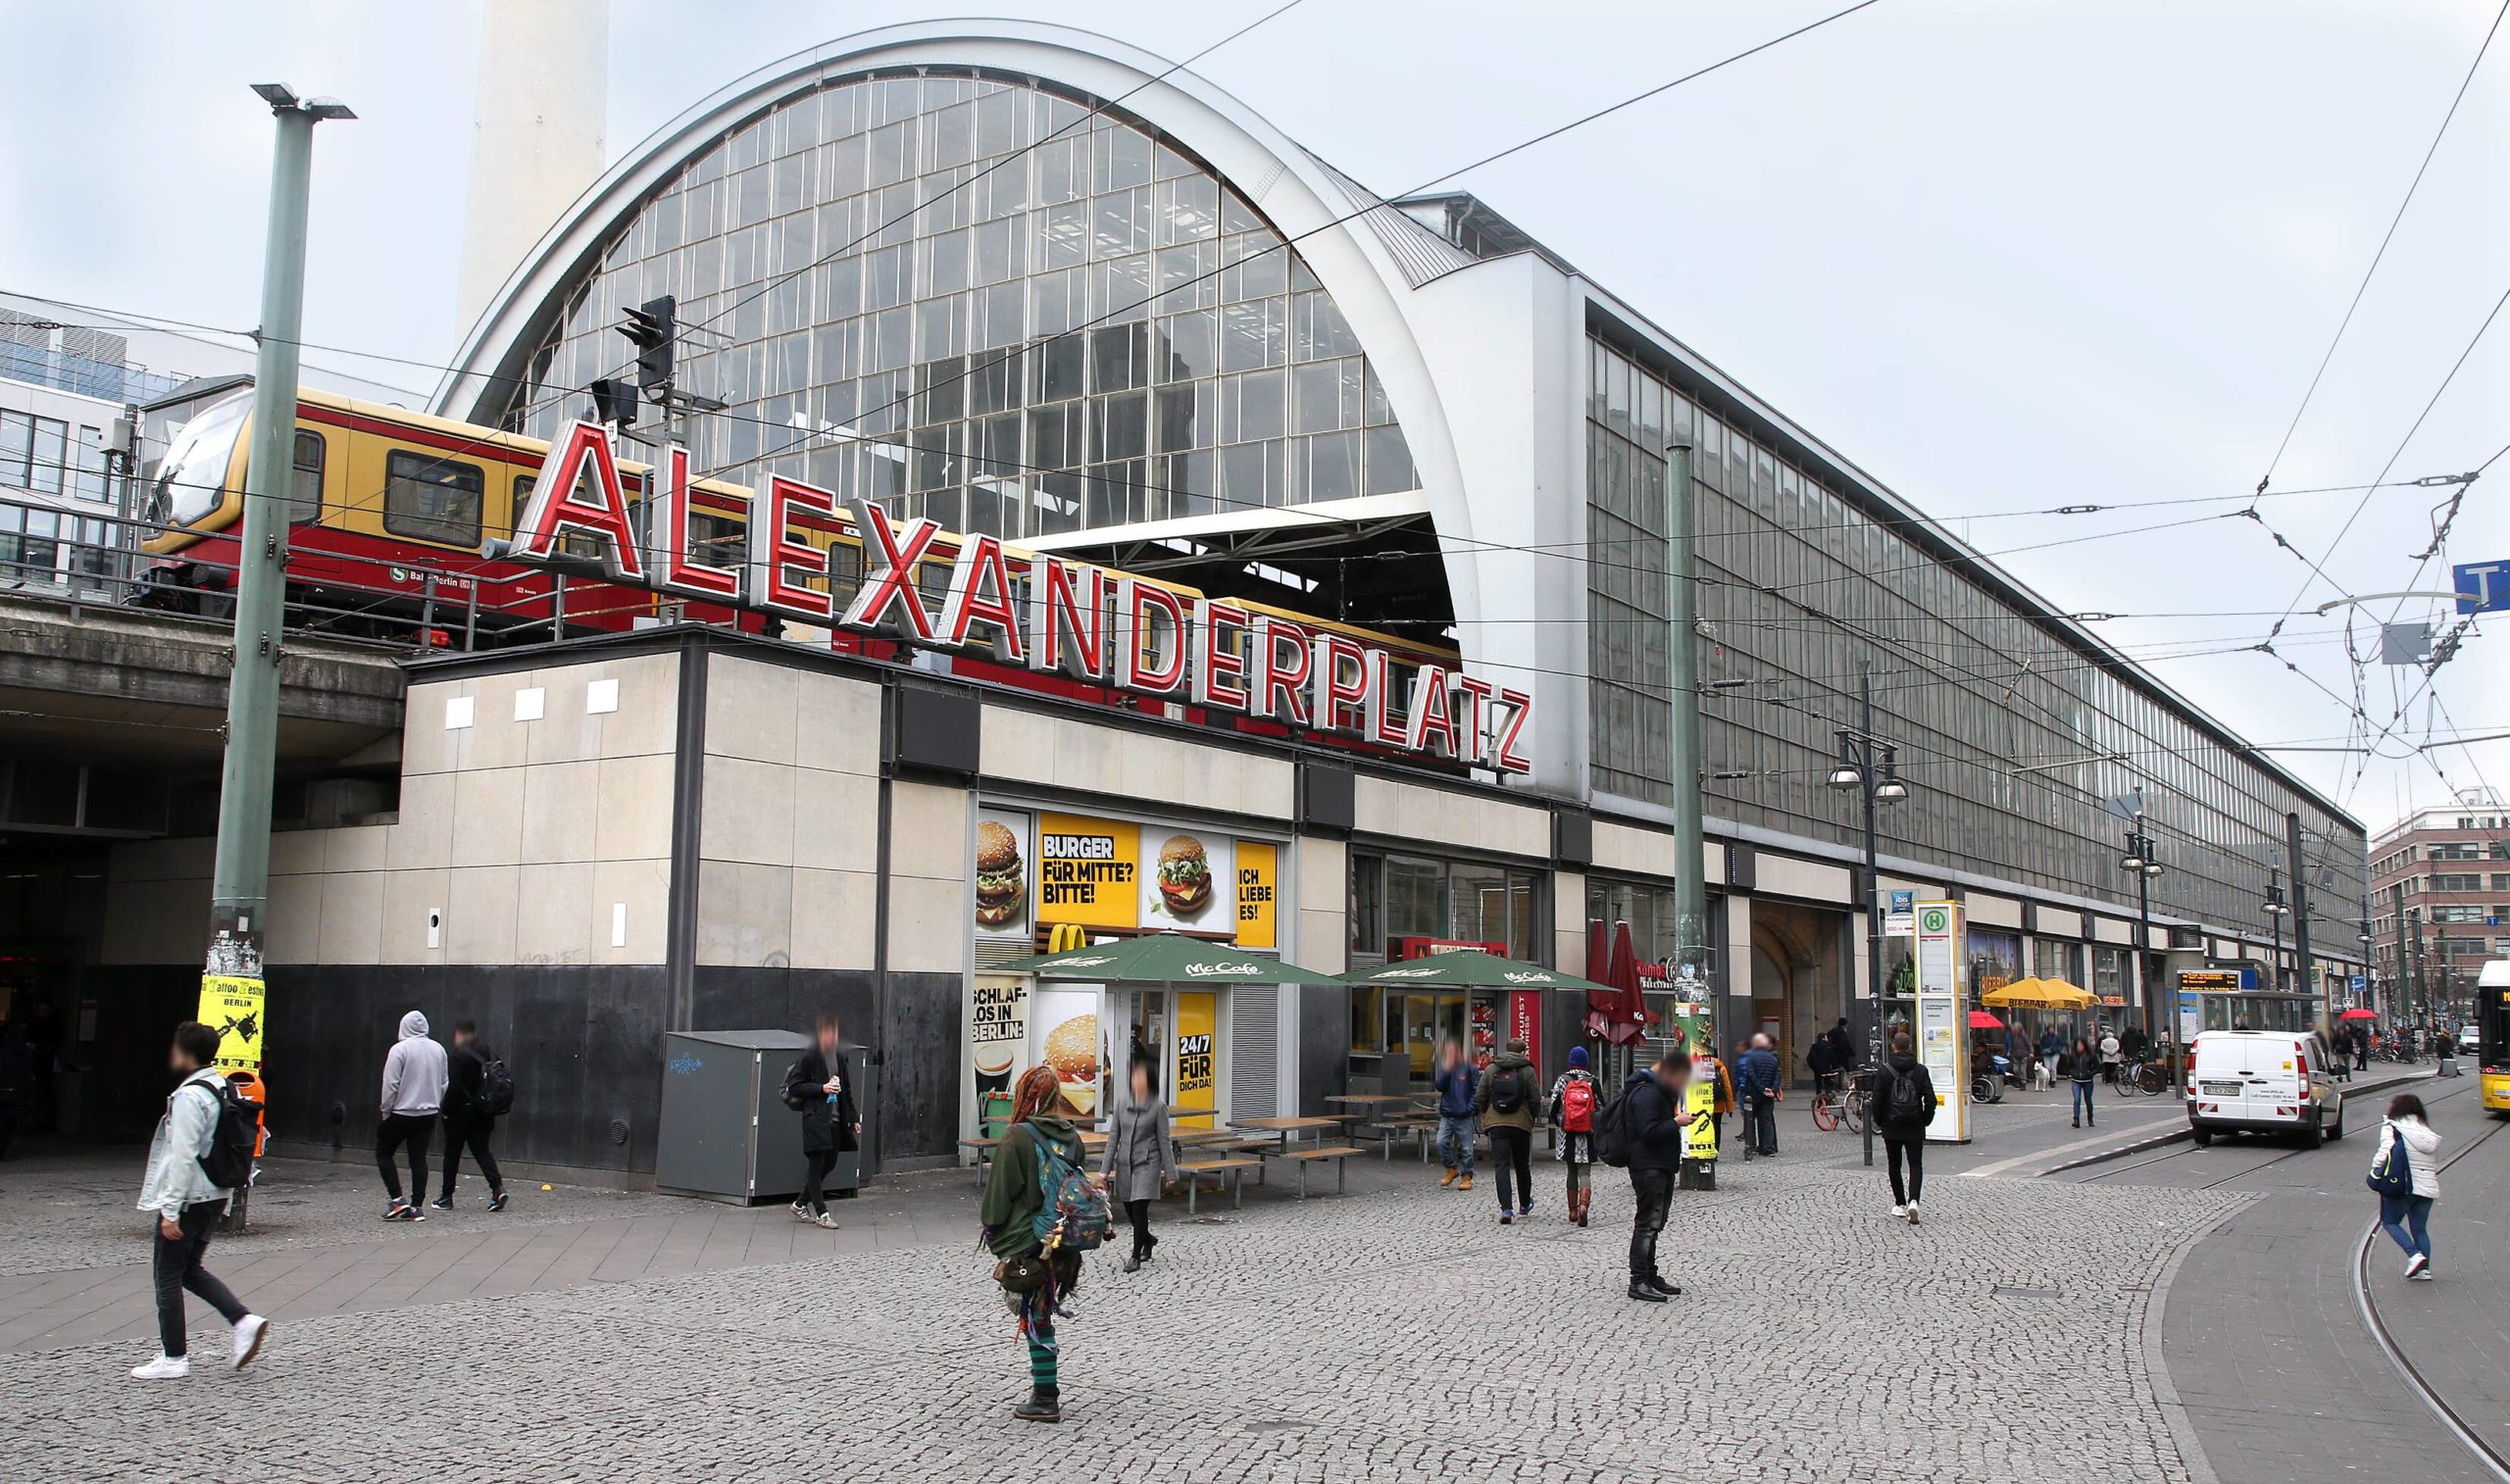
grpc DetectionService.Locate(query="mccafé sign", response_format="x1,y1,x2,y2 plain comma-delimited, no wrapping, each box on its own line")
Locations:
510,421,1534,772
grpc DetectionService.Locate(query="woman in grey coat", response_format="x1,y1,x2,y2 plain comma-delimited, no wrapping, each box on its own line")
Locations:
1100,1057,1179,1273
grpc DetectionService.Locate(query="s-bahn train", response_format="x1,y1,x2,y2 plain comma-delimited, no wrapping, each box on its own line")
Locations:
136,384,1465,750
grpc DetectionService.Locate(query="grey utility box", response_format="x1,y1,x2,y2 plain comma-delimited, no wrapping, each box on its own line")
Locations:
656,1031,878,1205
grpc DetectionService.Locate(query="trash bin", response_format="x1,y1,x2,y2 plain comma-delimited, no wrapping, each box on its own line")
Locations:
656,1031,878,1204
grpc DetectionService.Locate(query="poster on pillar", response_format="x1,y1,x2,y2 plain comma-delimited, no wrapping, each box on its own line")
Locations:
1031,985,1104,1118
1914,902,1970,1143
1174,992,1218,1125
1232,841,1278,948
196,975,265,1076
968,973,1029,1140
1506,991,1543,1070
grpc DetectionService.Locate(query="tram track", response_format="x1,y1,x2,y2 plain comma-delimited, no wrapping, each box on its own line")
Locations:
2351,1106,2510,1483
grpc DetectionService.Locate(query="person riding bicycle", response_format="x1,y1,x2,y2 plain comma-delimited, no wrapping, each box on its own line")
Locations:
1806,1034,1839,1098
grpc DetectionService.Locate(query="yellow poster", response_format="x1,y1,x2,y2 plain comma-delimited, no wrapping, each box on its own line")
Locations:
1174,991,1217,1122
1682,1068,1718,1162
1037,813,1141,930
1233,841,1278,948
196,975,266,1075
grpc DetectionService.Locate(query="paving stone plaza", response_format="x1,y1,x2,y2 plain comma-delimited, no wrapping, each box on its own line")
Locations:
3,1144,2241,1483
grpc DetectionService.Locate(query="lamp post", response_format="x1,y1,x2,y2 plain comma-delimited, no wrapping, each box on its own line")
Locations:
1828,668,1911,1168
2263,868,2290,993
2119,821,2164,1036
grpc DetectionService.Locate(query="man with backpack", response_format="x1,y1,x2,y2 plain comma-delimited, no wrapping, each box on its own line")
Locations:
1475,1037,1539,1224
1431,1039,1479,1191
131,1021,268,1379
1546,1045,1600,1226
377,1010,448,1221
1867,1030,1937,1223
432,1019,510,1212
1599,1049,1695,1303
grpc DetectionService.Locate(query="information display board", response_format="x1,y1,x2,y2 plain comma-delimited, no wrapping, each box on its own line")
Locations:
1914,901,1970,1144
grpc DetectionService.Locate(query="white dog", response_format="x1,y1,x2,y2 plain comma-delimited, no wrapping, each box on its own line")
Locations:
2030,1057,2055,1091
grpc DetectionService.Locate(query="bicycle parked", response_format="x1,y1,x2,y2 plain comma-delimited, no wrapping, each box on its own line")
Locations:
1810,1074,1870,1134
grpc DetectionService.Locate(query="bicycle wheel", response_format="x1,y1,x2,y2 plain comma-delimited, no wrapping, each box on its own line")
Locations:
1812,1098,1839,1132
1844,1094,1868,1136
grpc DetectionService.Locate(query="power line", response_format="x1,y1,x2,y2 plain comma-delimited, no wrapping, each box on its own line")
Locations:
2252,0,2508,493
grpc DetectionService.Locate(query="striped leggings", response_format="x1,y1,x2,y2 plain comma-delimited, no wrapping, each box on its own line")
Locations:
1025,1306,1058,1389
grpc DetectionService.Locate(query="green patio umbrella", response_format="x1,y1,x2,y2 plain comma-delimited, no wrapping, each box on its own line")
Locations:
990,932,1345,985
1342,950,1614,994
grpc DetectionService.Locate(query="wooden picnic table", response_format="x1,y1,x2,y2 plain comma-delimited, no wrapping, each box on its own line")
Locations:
1230,1116,1361,1199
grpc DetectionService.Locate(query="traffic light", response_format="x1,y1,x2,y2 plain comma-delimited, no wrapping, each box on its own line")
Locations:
587,377,638,429
619,295,676,394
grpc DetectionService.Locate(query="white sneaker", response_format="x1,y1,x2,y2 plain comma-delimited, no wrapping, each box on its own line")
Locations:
1906,1203,1921,1224
130,1355,189,1380
1889,1204,1906,1219
2405,1253,2430,1279
2411,1266,2435,1281
231,1314,269,1370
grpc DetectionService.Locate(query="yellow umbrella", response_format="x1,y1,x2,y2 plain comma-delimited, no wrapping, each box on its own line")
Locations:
1982,977,2095,1011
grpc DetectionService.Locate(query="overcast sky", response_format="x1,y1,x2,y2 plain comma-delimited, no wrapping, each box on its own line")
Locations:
3,0,2502,837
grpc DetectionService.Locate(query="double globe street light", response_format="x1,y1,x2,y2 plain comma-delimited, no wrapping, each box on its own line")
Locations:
1827,672,1912,1168
2120,824,2164,1030
2262,867,2292,992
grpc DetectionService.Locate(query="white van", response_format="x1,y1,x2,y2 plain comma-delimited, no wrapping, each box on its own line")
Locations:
2185,1029,2345,1146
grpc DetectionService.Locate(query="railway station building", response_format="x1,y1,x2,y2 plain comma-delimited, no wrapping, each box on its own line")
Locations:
40,22,2369,1178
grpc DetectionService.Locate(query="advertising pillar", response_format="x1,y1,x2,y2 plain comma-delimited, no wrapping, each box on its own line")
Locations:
1915,901,1970,1143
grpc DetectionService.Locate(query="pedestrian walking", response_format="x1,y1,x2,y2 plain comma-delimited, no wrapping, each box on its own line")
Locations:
2035,1027,2063,1089
2062,1036,2098,1128
2371,1093,2441,1280
1805,1033,1838,1099
1100,1057,1177,1272
980,1064,1091,1423
1735,1033,1782,1157
1431,1039,1479,1191
377,1010,447,1221
1476,1037,1538,1224
1620,1050,1695,1302
2351,1025,2370,1074
432,1019,509,1212
783,1013,859,1228
1867,1030,1937,1223
1546,1046,1601,1226
2098,1026,2122,1085
131,1021,268,1380
1823,1017,1855,1076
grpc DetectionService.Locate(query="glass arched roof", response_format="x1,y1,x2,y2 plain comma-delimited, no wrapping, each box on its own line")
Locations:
495,70,1419,543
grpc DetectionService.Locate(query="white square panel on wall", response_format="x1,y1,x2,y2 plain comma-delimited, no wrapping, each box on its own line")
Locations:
444,695,475,730
586,678,620,715
515,687,546,721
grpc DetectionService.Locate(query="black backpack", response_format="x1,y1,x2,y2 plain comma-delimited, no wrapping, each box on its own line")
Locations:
1593,1079,1639,1167
779,1058,813,1112
1884,1064,1931,1125
477,1055,516,1117
194,1077,262,1191
1488,1064,1530,1115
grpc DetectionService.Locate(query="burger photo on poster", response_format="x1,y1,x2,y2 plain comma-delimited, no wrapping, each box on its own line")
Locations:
974,818,1025,928
1044,1013,1099,1115
1154,834,1212,916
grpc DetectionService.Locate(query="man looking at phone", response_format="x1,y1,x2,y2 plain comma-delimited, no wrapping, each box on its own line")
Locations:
1623,1049,1695,1303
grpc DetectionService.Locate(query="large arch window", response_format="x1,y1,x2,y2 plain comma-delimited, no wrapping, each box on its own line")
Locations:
499,72,1417,540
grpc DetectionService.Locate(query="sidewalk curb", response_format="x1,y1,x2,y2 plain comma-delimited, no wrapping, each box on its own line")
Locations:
2038,1067,2435,1175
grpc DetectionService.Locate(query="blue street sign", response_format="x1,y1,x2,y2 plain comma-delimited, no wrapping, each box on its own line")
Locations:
2455,560,2509,615
2348,973,2366,995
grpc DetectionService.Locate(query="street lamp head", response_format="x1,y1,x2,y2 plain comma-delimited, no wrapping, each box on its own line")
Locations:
251,82,354,121
251,82,299,110
1826,734,1862,792
2143,862,2164,879
305,97,358,122
1873,745,1909,803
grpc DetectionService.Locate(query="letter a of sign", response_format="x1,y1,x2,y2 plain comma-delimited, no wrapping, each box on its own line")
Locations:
514,421,643,580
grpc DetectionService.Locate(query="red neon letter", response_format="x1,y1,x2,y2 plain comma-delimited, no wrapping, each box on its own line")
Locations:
655,446,742,601
513,420,642,580
838,500,940,640
1117,578,1189,695
1190,599,1251,713
1493,687,1533,773
745,476,834,619
1250,615,1312,725
1407,665,1459,758
1364,651,1410,749
939,533,1026,662
1029,558,1109,680
1310,633,1370,734
1451,674,1495,765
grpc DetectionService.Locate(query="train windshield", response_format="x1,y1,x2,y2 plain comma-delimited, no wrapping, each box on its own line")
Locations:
2484,985,2510,1068
152,393,252,527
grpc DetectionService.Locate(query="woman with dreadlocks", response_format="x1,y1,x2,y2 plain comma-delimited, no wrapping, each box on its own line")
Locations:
979,1064,1085,1422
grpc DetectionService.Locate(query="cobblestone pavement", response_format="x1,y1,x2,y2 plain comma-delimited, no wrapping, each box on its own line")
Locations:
6,1149,2243,1483
0,1148,655,1276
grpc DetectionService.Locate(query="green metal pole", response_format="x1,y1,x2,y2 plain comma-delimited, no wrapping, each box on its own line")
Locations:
206,87,348,1230
1666,441,1713,1190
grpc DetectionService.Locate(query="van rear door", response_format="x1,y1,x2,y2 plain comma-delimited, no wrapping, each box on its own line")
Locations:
2246,1037,2304,1121
2193,1036,2251,1108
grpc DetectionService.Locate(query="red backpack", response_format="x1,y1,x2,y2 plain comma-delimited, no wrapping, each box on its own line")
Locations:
1560,1076,1596,1133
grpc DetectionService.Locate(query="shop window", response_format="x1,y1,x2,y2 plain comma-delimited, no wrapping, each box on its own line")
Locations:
1347,850,1383,959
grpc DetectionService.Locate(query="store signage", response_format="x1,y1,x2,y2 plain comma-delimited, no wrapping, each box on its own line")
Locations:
511,424,1533,771
1036,814,1142,928
1234,841,1278,949
1507,990,1543,1070
1884,890,1915,937
1393,937,1507,959
1176,993,1218,1113
1914,901,1969,1145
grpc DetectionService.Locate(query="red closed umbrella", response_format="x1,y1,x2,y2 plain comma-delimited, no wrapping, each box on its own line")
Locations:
1602,921,1650,1046
1585,920,1617,1015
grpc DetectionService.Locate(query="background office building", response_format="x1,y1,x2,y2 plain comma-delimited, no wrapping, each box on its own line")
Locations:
2370,789,2510,1025
79,23,2367,1177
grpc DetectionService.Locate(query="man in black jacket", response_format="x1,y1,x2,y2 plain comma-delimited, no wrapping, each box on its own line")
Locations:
786,1013,860,1228
433,1020,508,1212
1623,1050,1695,1303
1865,1030,1936,1223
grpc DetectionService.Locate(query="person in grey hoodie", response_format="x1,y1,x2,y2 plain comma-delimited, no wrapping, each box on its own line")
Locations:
130,1021,268,1380
377,1010,448,1221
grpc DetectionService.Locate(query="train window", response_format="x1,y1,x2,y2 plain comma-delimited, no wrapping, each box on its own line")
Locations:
289,430,325,524
688,511,747,570
383,450,483,548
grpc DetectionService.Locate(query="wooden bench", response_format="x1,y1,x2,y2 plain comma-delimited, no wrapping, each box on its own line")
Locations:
1176,1156,1264,1213
1270,1144,1365,1199
1377,1117,1437,1162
